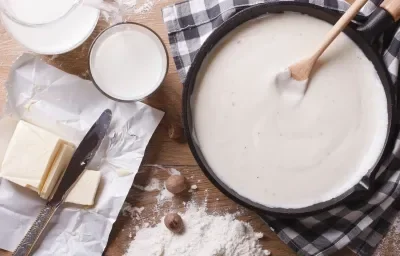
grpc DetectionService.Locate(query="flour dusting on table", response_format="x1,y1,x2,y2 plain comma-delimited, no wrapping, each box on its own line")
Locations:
122,204,145,218
124,203,269,256
144,178,162,191
374,214,400,256
98,0,160,23
157,186,174,203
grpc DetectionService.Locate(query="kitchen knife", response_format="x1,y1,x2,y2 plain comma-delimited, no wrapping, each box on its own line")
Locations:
12,109,112,256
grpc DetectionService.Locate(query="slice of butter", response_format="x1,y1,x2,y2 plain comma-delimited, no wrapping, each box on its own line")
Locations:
65,170,101,206
0,120,65,190
40,144,75,200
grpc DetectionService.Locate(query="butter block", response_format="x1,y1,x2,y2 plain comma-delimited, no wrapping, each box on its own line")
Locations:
0,120,65,190
40,144,75,200
65,170,101,206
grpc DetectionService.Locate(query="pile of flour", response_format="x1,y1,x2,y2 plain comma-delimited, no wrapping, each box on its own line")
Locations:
124,204,270,256
93,0,159,23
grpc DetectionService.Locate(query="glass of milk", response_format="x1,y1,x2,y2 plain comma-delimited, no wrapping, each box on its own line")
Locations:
0,0,82,26
89,23,169,101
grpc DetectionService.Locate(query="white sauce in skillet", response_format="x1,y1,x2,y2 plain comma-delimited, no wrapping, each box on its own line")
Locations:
192,13,388,209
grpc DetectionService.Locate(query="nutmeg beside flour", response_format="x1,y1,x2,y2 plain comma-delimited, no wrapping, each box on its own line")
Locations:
165,175,187,194
164,213,184,234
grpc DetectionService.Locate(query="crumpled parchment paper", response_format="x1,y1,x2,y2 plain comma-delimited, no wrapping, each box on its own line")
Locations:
0,53,164,255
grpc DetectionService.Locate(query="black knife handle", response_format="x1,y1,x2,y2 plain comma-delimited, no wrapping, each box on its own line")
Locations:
13,204,59,256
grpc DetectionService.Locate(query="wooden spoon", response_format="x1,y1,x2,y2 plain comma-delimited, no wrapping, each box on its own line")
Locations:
289,0,369,81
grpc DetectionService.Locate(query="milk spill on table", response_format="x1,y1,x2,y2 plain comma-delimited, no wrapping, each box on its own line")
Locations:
192,13,388,208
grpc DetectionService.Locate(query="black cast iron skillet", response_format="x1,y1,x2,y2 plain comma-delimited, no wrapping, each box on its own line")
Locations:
183,0,400,217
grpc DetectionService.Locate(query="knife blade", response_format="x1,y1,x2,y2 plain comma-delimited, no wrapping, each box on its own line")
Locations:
12,109,112,256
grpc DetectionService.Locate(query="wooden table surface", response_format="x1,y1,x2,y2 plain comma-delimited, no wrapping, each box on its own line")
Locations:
0,0,397,255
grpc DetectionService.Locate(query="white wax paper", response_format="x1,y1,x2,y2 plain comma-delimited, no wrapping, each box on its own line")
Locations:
0,54,164,255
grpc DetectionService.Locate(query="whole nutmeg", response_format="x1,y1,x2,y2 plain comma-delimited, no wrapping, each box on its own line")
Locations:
164,213,184,233
165,175,187,194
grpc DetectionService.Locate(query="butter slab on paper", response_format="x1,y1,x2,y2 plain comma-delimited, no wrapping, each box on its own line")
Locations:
65,170,101,206
0,54,164,254
40,144,75,200
0,120,65,191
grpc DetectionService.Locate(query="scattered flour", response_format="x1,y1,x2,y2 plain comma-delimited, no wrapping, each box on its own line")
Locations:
124,204,269,256
133,178,162,192
391,214,400,234
124,168,270,255
144,178,162,191
134,0,155,14
116,0,138,9
132,184,146,191
122,203,145,218
157,186,174,203
94,0,160,23
374,214,400,256
168,168,181,176
154,167,182,204
132,167,182,206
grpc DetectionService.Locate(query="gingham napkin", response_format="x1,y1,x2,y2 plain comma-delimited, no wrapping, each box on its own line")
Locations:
162,0,400,255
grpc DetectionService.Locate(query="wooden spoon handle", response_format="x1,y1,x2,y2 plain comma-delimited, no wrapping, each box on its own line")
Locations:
381,0,400,21
313,0,369,60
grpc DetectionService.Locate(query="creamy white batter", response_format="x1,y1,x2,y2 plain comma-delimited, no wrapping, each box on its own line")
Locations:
192,13,388,209
90,24,168,101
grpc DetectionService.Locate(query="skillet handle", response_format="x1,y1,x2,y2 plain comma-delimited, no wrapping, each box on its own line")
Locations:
357,0,399,43
381,0,400,22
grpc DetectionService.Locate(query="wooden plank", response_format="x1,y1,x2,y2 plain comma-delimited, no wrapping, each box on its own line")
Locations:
0,0,383,255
